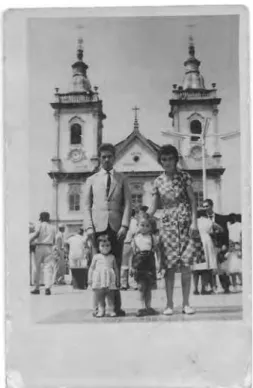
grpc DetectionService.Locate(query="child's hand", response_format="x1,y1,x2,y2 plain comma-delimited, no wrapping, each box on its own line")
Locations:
158,268,166,278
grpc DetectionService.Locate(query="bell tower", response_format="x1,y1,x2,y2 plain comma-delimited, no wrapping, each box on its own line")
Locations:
48,38,106,231
167,36,225,211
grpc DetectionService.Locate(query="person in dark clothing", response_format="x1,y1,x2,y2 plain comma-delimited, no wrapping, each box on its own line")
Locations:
203,199,230,293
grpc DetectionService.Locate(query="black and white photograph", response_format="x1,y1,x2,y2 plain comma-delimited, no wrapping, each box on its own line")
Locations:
5,6,251,388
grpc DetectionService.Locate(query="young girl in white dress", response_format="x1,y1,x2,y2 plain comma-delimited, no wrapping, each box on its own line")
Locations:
226,214,242,291
88,235,119,318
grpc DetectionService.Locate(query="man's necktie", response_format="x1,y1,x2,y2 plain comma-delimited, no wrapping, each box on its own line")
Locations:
106,171,111,197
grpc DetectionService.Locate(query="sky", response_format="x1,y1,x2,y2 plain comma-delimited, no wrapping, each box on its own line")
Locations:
28,15,240,222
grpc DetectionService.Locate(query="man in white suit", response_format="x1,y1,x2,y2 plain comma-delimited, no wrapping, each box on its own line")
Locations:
83,143,132,316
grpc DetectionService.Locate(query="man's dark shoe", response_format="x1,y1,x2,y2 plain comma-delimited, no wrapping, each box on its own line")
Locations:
146,307,157,316
45,288,51,295
201,289,211,295
136,309,147,317
116,309,126,317
193,290,200,295
31,289,40,295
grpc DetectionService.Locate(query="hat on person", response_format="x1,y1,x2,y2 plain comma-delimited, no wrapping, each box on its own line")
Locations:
58,223,65,229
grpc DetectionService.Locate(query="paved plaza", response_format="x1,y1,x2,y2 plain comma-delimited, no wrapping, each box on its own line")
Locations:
8,276,245,388
31,274,242,324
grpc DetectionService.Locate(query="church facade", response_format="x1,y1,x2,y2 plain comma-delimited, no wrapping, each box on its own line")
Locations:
48,37,225,234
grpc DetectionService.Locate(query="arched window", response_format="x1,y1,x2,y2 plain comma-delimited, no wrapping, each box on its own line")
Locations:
194,191,204,208
69,193,80,211
190,120,202,142
70,123,82,145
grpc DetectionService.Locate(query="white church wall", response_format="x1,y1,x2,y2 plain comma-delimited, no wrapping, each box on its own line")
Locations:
114,140,162,173
57,181,85,222
58,108,97,171
176,104,216,156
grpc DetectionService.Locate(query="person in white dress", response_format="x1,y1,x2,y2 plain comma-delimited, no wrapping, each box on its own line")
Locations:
88,235,119,318
193,209,223,294
67,228,92,289
226,213,242,291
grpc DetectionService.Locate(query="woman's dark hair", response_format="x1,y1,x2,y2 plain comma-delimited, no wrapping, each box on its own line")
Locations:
157,144,179,165
98,143,116,157
39,212,50,222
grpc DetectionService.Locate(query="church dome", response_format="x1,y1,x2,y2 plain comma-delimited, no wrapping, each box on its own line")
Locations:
182,36,206,90
69,38,92,93
183,72,205,90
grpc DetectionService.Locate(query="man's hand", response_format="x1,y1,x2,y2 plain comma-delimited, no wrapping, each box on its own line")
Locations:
129,268,135,277
117,226,128,241
87,228,95,240
116,280,120,288
189,222,199,239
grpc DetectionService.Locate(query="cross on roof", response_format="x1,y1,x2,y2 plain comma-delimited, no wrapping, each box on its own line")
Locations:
132,106,140,131
132,106,140,120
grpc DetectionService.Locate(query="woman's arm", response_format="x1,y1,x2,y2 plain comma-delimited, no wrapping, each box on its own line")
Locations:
88,256,97,284
186,185,197,228
148,194,159,217
148,180,160,217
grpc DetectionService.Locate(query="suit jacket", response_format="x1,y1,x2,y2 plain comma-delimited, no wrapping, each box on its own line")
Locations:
83,169,132,233
214,213,229,247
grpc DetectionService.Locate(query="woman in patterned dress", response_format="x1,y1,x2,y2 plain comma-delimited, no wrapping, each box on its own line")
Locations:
148,145,205,315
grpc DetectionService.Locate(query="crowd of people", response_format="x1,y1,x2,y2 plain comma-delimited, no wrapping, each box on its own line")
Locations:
29,142,242,318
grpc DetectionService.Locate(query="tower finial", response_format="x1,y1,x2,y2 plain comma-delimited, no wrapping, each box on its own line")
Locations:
188,34,195,57
132,106,140,132
187,23,196,57
77,37,84,61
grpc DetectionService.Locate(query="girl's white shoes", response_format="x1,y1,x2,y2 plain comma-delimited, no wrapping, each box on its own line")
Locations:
163,306,195,315
182,306,195,315
163,307,173,315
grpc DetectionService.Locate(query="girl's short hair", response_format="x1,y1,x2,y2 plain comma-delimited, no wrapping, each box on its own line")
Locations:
138,212,151,225
157,144,179,165
97,234,111,245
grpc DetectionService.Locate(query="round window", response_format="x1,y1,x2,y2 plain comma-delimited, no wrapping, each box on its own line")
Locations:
133,155,140,162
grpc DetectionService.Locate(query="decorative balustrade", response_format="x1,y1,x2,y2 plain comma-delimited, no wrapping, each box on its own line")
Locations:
172,89,217,100
54,92,99,104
